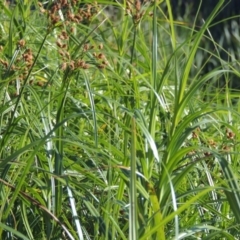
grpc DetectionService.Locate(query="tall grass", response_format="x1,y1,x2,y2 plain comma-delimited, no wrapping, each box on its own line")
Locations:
0,0,240,239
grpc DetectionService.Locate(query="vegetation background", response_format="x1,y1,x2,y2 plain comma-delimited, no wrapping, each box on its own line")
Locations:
0,0,240,239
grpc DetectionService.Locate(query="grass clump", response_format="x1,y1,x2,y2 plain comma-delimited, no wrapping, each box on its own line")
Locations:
0,0,240,239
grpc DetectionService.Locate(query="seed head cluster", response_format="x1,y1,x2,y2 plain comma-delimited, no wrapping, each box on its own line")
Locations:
0,39,34,81
0,0,109,88
126,0,147,24
38,0,99,27
38,0,108,71
188,127,236,157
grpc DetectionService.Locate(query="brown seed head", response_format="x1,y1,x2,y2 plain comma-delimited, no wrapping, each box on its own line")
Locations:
204,152,211,157
135,0,141,12
69,61,75,70
74,14,83,22
222,145,231,152
98,53,105,59
75,60,84,68
83,44,89,52
67,11,75,21
208,139,216,147
60,62,68,70
82,63,89,69
60,0,68,6
192,131,198,139
56,40,63,48
61,43,67,49
61,31,68,39
58,50,66,57
226,129,235,139
0,59,8,68
18,39,26,48
23,51,33,62
97,64,105,69
37,81,44,87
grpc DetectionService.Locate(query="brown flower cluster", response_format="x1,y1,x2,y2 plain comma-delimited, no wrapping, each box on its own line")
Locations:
38,0,99,27
226,128,235,140
192,127,200,139
0,39,46,95
93,46,109,69
0,41,25,71
57,38,92,71
60,59,89,71
22,48,33,68
188,127,237,157
0,39,34,80
58,42,108,71
126,0,145,24
41,1,107,71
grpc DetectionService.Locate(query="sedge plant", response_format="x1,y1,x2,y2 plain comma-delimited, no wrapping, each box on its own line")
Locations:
0,0,240,239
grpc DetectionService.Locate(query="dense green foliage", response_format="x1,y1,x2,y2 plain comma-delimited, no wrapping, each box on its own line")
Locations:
0,0,240,239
